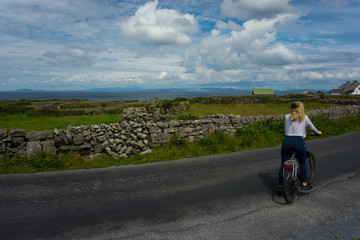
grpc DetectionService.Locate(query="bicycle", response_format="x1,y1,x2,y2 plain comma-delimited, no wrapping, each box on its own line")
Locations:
282,134,318,203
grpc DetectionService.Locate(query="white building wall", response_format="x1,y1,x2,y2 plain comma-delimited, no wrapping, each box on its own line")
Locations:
351,86,360,95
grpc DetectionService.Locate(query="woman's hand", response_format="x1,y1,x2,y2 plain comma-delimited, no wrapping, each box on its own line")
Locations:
318,131,322,135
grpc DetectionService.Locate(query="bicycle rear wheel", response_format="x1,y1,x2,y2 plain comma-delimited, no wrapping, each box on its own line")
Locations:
306,151,316,184
283,168,298,203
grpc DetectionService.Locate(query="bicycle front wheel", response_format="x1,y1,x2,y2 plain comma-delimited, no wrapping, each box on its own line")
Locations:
306,151,316,184
283,168,298,203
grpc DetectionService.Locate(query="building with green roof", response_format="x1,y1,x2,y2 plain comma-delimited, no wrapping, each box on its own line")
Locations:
252,89,274,95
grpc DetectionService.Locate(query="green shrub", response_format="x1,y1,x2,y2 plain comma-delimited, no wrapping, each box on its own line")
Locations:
0,152,66,173
173,97,188,102
177,113,199,120
169,134,187,147
311,115,360,136
161,99,175,110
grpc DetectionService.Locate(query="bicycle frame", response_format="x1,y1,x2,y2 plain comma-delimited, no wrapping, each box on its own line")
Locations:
282,135,317,203
282,156,300,203
283,158,299,180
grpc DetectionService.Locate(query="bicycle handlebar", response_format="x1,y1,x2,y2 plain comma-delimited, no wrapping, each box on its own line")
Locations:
307,133,321,136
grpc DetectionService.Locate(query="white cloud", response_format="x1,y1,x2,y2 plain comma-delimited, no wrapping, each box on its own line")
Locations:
158,71,168,79
0,0,117,40
254,44,305,66
41,44,102,67
301,71,324,80
220,0,295,20
185,13,305,72
0,0,359,91
215,20,242,31
119,0,199,45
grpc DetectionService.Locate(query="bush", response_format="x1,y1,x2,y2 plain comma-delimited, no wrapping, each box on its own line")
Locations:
161,99,176,110
173,97,188,102
177,113,199,120
0,152,66,173
169,134,187,147
235,120,284,149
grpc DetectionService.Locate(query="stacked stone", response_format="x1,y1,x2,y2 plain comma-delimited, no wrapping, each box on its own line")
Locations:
122,100,190,122
1,105,360,160
0,129,27,159
0,129,7,158
53,122,152,159
307,105,360,119
0,129,55,159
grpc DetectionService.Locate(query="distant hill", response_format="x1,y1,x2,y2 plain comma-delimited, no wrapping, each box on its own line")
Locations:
14,89,41,92
8,88,328,94
83,87,144,92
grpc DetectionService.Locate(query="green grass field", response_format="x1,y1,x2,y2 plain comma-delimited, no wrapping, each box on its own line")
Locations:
1,97,359,173
0,102,346,132
0,114,122,132
187,102,342,117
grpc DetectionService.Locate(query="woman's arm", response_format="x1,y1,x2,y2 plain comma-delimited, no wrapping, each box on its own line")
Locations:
305,115,322,134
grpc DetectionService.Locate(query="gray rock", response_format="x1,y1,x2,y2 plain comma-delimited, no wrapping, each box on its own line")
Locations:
110,143,116,151
13,137,25,146
102,140,110,148
115,144,122,152
72,133,84,145
84,135,92,142
82,130,90,137
137,132,147,139
59,143,91,152
125,146,133,155
0,129,8,140
26,130,53,141
140,149,152,155
41,140,56,154
58,132,69,144
3,136,12,143
17,147,26,157
105,147,112,155
53,128,60,135
94,144,103,153
0,143,6,153
118,145,127,155
11,128,26,137
65,130,72,142
26,141,42,158
137,140,145,149
98,135,107,143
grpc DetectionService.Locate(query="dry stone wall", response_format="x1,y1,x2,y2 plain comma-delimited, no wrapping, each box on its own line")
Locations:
1,105,360,160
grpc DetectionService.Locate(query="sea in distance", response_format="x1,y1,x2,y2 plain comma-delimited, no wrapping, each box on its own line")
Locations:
0,89,308,101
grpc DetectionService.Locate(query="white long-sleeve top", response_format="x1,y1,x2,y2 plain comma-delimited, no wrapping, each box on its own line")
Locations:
285,114,319,138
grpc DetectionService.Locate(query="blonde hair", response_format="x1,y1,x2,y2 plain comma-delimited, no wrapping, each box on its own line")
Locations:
290,101,305,122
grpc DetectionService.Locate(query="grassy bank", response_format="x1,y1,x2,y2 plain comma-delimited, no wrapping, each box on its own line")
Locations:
0,101,347,132
1,114,360,173
0,99,137,132
187,102,342,117
0,114,122,132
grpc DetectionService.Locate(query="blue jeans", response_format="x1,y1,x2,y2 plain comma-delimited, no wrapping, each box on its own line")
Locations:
278,136,307,185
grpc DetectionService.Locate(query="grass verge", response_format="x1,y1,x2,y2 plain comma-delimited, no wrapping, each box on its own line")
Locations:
0,114,122,132
187,103,345,117
1,114,360,174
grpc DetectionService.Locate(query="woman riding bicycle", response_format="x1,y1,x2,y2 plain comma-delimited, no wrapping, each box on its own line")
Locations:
277,101,322,195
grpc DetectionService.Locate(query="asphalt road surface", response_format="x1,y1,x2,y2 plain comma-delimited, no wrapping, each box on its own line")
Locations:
1,132,360,240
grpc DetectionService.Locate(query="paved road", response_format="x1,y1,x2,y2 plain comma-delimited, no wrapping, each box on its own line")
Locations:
1,132,360,240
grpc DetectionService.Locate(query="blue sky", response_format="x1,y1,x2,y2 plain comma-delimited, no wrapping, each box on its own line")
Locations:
0,0,359,91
